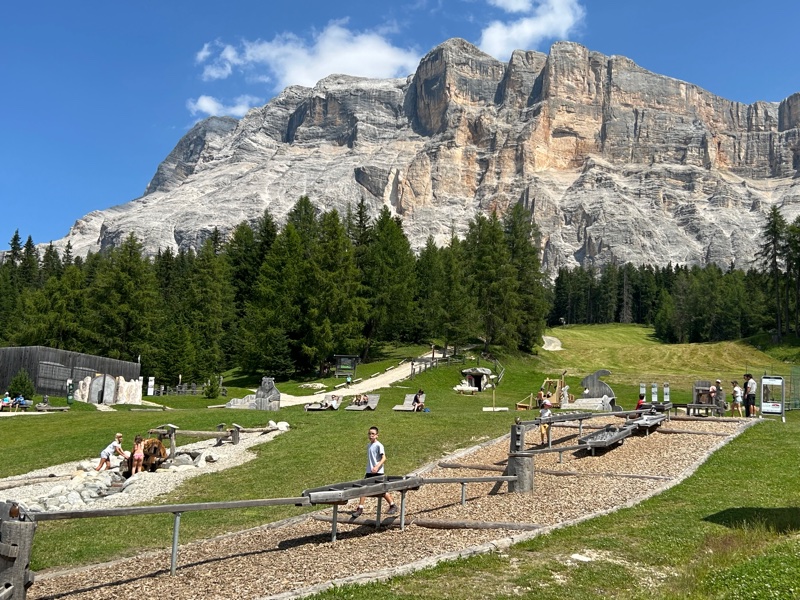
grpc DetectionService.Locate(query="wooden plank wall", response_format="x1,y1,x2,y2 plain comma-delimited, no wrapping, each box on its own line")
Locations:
0,346,141,395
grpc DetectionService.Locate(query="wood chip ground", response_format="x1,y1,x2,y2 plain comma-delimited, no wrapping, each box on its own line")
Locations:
30,417,751,600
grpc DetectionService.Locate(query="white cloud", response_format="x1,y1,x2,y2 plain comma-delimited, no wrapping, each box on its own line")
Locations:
194,20,420,92
487,0,533,12
186,94,263,118
479,0,585,59
195,42,213,64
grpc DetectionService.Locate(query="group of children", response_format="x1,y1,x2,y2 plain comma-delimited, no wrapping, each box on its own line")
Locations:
350,394,370,406
1,391,29,411
95,433,146,474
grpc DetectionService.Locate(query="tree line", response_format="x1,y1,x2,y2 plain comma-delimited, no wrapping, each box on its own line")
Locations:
0,197,548,384
1,198,789,385
549,261,772,343
550,205,800,342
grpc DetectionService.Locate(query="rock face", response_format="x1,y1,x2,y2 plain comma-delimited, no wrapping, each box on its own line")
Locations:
52,38,800,274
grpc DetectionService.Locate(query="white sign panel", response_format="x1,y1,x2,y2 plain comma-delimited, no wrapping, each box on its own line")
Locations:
147,376,155,396
760,376,784,420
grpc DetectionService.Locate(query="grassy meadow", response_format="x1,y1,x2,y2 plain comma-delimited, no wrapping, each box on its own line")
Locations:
3,326,800,598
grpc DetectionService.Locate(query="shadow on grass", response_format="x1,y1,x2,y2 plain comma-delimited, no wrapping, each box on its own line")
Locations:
704,507,800,534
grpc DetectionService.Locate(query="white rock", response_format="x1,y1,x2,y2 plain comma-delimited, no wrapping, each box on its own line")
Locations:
571,554,592,563
66,491,83,504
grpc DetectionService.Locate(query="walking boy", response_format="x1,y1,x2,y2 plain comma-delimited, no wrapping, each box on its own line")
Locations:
744,374,757,417
352,426,397,517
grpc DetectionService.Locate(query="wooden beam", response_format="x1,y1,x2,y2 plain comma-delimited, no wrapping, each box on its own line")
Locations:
29,496,311,521
413,518,541,531
313,514,540,531
656,428,729,437
0,475,72,492
422,476,517,484
437,462,506,472
537,469,672,481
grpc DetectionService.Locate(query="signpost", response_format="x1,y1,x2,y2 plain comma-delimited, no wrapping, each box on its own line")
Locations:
760,375,785,423
483,387,508,411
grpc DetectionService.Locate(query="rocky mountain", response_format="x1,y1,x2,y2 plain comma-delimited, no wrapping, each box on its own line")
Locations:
53,38,800,273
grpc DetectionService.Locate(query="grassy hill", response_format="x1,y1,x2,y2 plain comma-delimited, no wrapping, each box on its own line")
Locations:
3,326,800,598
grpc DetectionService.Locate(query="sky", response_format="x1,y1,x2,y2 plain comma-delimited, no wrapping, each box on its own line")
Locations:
2,0,798,248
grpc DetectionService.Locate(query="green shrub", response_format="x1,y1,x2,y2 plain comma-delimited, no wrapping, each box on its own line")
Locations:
8,369,35,399
203,375,221,399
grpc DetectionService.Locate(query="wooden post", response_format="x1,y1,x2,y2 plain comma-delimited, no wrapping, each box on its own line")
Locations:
230,428,240,445
166,430,174,459
507,452,534,493
170,512,181,576
509,422,525,453
0,519,37,599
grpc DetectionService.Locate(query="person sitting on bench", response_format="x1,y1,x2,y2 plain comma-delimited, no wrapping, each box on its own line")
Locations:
412,389,425,412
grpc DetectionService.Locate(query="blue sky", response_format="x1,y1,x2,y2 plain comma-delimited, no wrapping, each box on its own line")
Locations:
2,0,798,248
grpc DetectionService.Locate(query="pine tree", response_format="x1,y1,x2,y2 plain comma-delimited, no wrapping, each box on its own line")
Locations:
465,212,520,351
225,221,260,318
40,243,63,283
62,240,74,267
83,234,162,368
755,205,787,340
415,236,447,342
440,232,477,355
304,210,367,373
19,236,40,289
7,230,22,267
187,239,235,377
240,224,305,377
11,265,87,350
254,208,278,265
360,207,417,354
503,204,548,350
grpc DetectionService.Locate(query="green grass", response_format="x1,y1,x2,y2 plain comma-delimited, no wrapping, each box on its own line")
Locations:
538,324,788,395
4,325,800,600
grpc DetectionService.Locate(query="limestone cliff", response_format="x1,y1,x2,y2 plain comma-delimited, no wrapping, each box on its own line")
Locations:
54,38,800,274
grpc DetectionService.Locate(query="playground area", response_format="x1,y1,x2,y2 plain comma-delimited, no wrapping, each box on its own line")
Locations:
27,414,749,600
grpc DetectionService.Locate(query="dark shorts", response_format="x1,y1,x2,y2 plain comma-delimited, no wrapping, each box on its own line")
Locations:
365,472,383,479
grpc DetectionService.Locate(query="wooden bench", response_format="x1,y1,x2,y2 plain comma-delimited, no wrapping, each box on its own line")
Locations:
35,404,70,412
345,394,380,411
393,394,424,412
305,395,341,411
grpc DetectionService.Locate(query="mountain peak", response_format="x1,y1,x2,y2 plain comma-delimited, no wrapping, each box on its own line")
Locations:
49,40,800,276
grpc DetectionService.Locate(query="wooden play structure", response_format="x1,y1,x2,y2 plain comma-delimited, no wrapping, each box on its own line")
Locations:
516,371,573,410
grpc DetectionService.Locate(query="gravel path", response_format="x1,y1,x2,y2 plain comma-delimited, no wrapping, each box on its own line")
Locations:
4,430,285,512
23,415,755,600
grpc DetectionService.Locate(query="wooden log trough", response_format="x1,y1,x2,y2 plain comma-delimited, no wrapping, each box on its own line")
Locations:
148,424,241,460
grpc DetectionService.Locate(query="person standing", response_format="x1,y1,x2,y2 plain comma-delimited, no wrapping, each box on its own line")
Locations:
744,374,757,417
539,400,553,444
352,426,397,517
131,435,145,475
731,380,744,417
714,379,726,414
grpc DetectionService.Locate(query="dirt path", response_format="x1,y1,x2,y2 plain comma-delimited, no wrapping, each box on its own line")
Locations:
280,354,441,407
